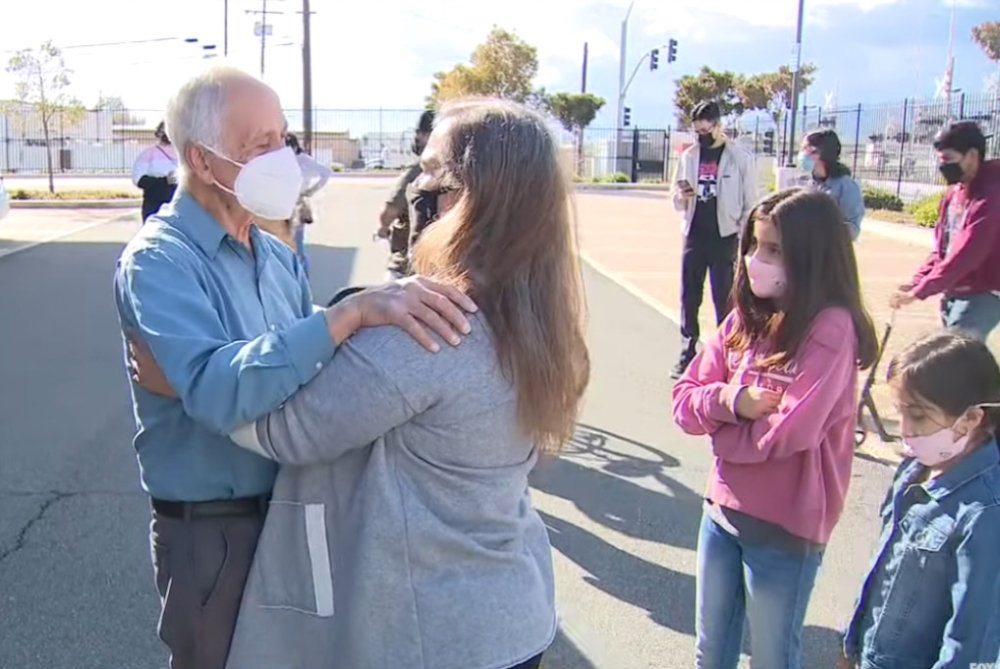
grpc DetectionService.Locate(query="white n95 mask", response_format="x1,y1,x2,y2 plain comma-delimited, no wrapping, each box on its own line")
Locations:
203,144,304,220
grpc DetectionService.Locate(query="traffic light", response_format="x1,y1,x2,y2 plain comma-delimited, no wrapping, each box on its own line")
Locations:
623,107,632,128
650,49,660,71
667,38,678,63
762,130,775,155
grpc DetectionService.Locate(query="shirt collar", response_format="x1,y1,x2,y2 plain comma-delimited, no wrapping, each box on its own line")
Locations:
164,190,230,260
921,439,1000,501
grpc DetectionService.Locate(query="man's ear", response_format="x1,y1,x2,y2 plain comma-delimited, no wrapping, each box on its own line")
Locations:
185,144,214,185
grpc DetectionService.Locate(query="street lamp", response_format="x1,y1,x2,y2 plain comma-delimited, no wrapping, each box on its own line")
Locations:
786,0,806,166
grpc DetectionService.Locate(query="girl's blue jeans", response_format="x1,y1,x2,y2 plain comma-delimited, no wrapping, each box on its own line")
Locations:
695,510,823,669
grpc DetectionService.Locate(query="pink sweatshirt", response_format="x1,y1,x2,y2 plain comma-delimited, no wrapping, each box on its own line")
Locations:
672,307,858,544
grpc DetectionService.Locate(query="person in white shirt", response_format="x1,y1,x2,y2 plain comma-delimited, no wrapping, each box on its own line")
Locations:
132,122,179,221
286,132,332,273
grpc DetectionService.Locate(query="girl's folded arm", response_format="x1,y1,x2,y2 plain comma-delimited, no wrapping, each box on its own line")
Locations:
672,324,742,436
710,321,854,464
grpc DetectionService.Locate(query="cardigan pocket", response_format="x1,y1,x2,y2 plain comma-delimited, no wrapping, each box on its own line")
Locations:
254,501,335,618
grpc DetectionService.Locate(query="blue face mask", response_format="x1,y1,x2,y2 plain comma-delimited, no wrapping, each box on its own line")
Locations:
799,153,816,173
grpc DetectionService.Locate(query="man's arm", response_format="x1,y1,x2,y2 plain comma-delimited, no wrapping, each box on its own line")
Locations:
379,164,422,229
911,196,1000,300
116,246,338,435
672,152,692,213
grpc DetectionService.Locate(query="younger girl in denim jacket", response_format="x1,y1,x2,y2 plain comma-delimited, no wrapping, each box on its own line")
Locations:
841,332,1000,669
673,188,878,669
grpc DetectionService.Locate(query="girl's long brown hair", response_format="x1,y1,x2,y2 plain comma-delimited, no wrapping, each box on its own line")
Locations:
726,188,878,370
411,98,590,451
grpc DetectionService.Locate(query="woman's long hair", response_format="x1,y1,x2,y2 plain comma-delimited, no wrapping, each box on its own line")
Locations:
726,188,878,370
411,98,590,451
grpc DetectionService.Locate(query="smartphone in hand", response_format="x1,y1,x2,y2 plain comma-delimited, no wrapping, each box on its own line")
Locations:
676,179,695,196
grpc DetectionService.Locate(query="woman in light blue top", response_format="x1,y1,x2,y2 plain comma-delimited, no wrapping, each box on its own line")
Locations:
801,129,865,241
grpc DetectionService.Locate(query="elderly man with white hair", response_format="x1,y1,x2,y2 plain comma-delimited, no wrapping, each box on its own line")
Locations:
114,66,476,669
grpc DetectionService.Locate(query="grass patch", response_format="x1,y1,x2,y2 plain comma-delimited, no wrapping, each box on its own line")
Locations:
9,188,138,201
867,208,917,225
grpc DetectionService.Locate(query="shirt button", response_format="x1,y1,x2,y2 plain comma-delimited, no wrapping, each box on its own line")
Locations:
315,362,323,371
269,324,276,332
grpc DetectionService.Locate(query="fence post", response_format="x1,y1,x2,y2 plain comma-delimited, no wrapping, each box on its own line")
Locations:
959,92,966,120
663,128,671,182
630,127,640,183
895,98,909,199
853,103,862,175
754,116,760,153
780,110,789,166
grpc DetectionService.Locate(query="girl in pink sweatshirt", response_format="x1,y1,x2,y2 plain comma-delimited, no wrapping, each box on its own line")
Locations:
673,187,879,669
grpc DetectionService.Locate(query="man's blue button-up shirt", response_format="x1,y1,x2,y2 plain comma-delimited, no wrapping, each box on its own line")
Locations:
114,191,336,501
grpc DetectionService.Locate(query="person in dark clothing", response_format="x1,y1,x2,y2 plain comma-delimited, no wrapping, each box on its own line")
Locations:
378,110,435,277
671,101,758,379
891,121,1000,340
132,122,179,221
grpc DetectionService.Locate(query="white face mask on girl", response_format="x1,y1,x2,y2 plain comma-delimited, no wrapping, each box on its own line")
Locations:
201,144,303,220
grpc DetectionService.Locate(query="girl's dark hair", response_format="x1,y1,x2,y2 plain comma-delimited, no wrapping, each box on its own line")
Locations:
805,129,851,178
154,121,170,145
887,331,1000,434
285,132,303,155
726,188,878,369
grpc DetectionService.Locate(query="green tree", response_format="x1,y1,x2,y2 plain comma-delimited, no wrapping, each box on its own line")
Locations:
6,41,84,192
673,67,743,127
96,94,143,126
428,27,541,106
546,92,606,173
972,21,1000,62
973,22,1000,102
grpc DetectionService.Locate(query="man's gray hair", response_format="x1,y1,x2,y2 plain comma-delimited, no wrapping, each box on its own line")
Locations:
164,65,258,175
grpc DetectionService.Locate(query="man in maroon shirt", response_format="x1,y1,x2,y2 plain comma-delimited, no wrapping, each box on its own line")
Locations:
891,121,1000,340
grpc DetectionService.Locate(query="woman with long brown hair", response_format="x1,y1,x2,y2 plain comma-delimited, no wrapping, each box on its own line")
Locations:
222,98,589,669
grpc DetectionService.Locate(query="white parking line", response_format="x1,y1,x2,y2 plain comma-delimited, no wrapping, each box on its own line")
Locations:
0,219,115,261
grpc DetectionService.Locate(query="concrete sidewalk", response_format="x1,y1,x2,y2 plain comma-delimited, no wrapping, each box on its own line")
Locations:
573,191,991,462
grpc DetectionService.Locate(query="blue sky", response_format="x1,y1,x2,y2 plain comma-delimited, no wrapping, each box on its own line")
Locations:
0,0,996,133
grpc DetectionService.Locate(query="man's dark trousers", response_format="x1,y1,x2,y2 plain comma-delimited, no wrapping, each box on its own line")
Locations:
679,228,739,357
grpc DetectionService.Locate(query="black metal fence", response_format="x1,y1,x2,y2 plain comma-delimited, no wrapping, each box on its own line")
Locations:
4,94,999,201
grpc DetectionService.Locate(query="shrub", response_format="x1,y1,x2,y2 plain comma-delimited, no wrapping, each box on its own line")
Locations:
603,172,630,184
905,191,945,228
862,185,904,212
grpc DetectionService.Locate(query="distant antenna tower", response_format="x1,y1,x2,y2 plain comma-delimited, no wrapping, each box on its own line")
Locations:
942,0,958,119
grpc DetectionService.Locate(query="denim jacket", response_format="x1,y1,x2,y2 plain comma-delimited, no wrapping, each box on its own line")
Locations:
813,174,865,241
844,441,1000,669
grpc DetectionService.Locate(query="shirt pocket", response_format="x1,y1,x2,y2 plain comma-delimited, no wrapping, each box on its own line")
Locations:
895,514,953,602
253,501,334,617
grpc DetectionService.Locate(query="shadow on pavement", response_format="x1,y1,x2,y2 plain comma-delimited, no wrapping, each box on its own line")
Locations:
544,627,600,669
532,424,702,551
539,510,697,636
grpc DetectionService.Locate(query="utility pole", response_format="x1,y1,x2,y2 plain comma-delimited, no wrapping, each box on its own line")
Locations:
260,0,267,77
786,0,806,166
301,0,314,154
224,0,229,56
614,0,636,170
246,0,283,78
581,42,589,93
